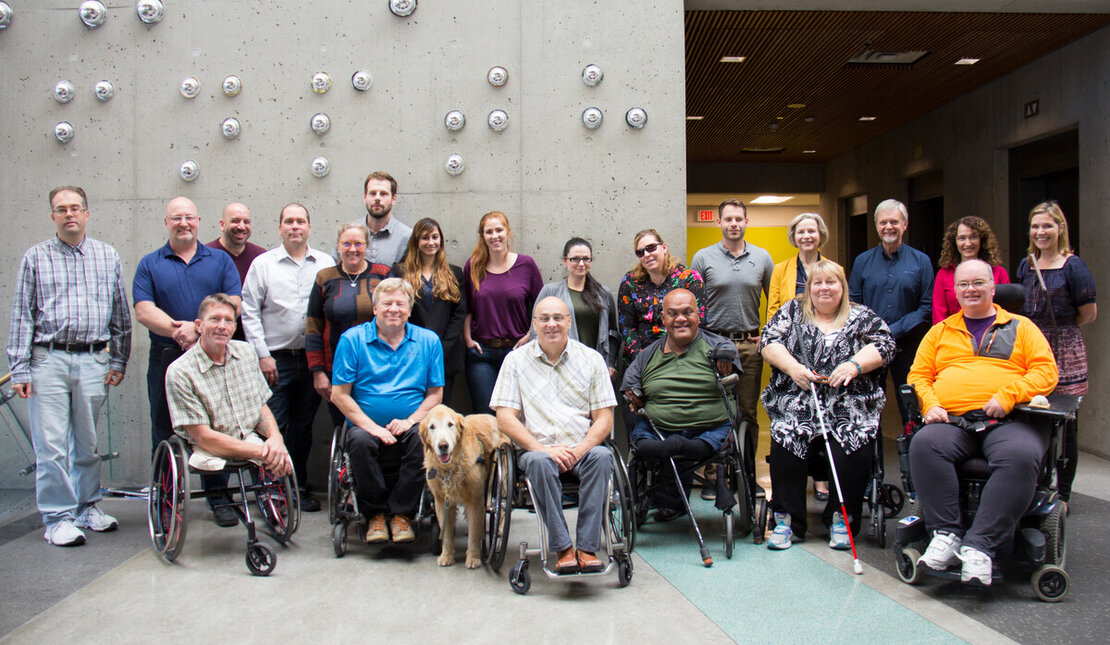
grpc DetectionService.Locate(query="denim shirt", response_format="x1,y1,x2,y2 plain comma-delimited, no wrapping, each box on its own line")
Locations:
848,243,933,339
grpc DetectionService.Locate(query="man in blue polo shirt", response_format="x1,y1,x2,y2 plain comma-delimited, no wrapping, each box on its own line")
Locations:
330,278,444,545
848,198,933,424
133,196,241,524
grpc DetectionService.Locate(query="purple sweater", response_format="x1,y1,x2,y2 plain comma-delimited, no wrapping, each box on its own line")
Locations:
463,255,543,342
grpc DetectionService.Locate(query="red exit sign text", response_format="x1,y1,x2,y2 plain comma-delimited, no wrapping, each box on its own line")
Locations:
698,210,716,222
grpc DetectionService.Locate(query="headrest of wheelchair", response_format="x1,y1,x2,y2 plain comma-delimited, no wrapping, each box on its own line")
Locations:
993,283,1025,313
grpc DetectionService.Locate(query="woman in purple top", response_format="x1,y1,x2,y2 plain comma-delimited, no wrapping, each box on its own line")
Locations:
932,216,1010,323
462,210,543,413
1017,201,1097,503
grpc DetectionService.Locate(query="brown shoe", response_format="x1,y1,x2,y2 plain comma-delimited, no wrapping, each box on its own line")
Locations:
576,549,605,573
554,546,579,574
365,514,389,544
390,515,415,543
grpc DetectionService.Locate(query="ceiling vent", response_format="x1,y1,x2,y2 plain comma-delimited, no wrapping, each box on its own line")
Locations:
739,147,786,153
847,49,929,65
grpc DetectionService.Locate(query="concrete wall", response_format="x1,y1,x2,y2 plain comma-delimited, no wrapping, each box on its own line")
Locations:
0,0,687,487
821,24,1110,457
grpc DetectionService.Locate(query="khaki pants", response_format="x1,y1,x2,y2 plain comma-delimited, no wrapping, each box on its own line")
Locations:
731,338,763,429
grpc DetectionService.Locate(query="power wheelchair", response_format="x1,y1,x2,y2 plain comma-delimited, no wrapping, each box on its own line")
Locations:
483,440,635,594
892,383,1078,601
627,367,762,564
147,434,300,576
326,423,440,557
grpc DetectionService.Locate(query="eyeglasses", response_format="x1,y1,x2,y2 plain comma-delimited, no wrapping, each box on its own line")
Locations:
955,279,991,291
634,243,660,258
53,205,86,215
565,256,592,264
340,241,366,250
534,314,568,324
167,215,199,224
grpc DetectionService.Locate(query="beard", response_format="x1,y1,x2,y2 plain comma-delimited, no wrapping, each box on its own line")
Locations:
366,204,392,220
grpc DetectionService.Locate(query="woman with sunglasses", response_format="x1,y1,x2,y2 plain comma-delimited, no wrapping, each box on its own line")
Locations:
306,222,392,425
532,238,619,377
617,229,705,369
389,218,466,404
1016,201,1097,506
462,211,543,413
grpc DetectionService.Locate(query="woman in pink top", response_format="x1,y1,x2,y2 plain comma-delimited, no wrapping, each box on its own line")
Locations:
932,216,1009,323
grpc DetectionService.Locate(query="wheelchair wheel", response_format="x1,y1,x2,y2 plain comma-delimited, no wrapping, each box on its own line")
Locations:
883,484,905,517
617,554,634,588
246,542,276,576
723,510,734,559
1041,502,1066,567
148,436,190,562
753,497,768,545
509,559,531,594
327,424,347,526
1031,565,1069,602
483,444,514,572
255,467,299,544
610,447,636,554
629,456,652,528
416,487,442,556
725,456,754,537
896,548,922,584
332,521,348,557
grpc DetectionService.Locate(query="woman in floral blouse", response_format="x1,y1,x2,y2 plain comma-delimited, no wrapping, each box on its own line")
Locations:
759,260,894,550
617,229,705,369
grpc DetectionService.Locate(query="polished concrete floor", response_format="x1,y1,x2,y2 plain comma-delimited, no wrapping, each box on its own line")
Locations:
2,447,1108,645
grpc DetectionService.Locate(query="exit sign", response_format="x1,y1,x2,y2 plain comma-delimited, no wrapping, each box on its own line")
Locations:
698,210,716,222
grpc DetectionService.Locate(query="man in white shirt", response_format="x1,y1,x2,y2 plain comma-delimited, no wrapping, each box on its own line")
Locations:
242,203,332,511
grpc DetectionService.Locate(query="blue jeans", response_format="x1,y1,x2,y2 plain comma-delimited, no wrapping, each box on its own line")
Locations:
517,445,612,553
28,347,108,526
465,344,512,413
267,351,321,487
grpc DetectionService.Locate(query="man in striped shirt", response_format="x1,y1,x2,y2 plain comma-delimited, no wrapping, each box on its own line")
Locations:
7,186,131,547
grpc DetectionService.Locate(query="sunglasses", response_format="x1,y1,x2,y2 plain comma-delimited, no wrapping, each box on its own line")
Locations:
635,242,660,258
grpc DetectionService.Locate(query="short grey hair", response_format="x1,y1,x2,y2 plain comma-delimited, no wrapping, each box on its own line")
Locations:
372,277,415,308
873,198,908,224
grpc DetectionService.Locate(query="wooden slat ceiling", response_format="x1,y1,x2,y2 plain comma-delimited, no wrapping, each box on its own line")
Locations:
686,11,1110,163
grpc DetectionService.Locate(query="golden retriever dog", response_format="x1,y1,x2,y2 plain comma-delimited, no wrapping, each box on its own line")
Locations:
419,404,509,568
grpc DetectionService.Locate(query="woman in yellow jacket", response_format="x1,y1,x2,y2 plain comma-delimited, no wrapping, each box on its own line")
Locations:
765,211,841,501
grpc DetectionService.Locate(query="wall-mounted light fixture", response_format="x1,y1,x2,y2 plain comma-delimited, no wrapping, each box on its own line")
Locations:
311,72,331,94
179,160,199,182
582,107,603,129
54,122,75,143
488,110,508,132
444,110,465,131
581,64,603,87
487,66,508,87
310,113,331,135
180,76,200,99
78,1,107,28
445,153,464,176
221,117,241,139
312,157,330,177
94,80,114,102
625,107,647,129
351,70,373,91
136,0,164,25
222,75,242,96
54,80,76,103
389,0,416,18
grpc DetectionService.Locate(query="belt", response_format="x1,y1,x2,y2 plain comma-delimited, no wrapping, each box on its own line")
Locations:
479,338,517,348
270,348,305,357
709,329,758,341
35,341,107,353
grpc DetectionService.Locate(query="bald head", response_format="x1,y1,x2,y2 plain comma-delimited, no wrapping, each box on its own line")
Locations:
165,196,196,218
533,296,572,355
954,258,996,318
164,196,199,250
662,288,700,349
219,202,253,251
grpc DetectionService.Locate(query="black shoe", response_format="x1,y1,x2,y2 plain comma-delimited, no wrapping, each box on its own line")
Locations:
814,483,829,502
213,505,238,527
300,493,321,512
652,507,687,523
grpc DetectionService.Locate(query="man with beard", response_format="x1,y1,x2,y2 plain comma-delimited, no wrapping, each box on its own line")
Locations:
849,198,933,424
207,203,265,341
362,171,412,267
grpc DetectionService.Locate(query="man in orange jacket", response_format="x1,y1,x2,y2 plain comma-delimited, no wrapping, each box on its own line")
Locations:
907,259,1057,586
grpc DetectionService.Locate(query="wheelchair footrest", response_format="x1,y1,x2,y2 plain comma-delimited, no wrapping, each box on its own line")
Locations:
895,515,927,546
1017,527,1046,564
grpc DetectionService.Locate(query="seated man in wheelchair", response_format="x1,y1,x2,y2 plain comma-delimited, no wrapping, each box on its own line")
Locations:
907,259,1058,585
165,293,292,483
620,288,740,521
329,278,444,545
490,297,617,575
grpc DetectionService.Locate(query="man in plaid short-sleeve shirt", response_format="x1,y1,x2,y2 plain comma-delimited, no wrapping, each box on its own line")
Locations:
165,294,291,477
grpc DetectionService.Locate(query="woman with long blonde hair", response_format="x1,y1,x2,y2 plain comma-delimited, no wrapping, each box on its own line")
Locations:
389,218,466,403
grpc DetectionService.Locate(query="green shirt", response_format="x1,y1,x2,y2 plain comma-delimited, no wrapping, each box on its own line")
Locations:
641,336,728,432
568,287,599,351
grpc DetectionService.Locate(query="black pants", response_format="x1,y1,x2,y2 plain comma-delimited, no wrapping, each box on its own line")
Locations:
345,425,423,517
267,351,321,487
769,438,873,539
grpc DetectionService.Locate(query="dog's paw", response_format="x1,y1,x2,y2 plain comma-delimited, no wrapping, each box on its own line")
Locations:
465,555,482,569
438,553,456,567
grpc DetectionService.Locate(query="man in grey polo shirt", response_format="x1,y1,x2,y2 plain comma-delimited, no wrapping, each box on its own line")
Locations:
362,170,412,267
690,198,774,439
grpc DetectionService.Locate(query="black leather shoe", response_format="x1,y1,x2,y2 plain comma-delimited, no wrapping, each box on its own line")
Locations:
652,507,687,523
213,505,238,527
300,493,321,512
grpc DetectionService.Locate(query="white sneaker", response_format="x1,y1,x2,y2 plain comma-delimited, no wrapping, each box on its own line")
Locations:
44,520,86,547
959,546,993,586
76,505,119,532
919,531,962,570
767,512,793,550
828,512,851,550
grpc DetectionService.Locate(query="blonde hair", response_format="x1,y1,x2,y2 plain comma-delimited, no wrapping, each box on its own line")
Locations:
1027,201,1073,258
629,229,678,282
372,277,415,308
788,212,829,248
801,260,851,327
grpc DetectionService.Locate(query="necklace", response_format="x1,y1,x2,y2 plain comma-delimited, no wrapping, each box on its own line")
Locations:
340,263,363,287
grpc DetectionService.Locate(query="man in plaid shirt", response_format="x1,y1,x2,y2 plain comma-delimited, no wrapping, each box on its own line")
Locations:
7,186,131,547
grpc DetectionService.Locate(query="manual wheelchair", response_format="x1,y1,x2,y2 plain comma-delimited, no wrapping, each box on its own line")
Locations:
483,440,635,594
892,383,1078,601
628,369,761,564
326,423,439,557
147,435,300,576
